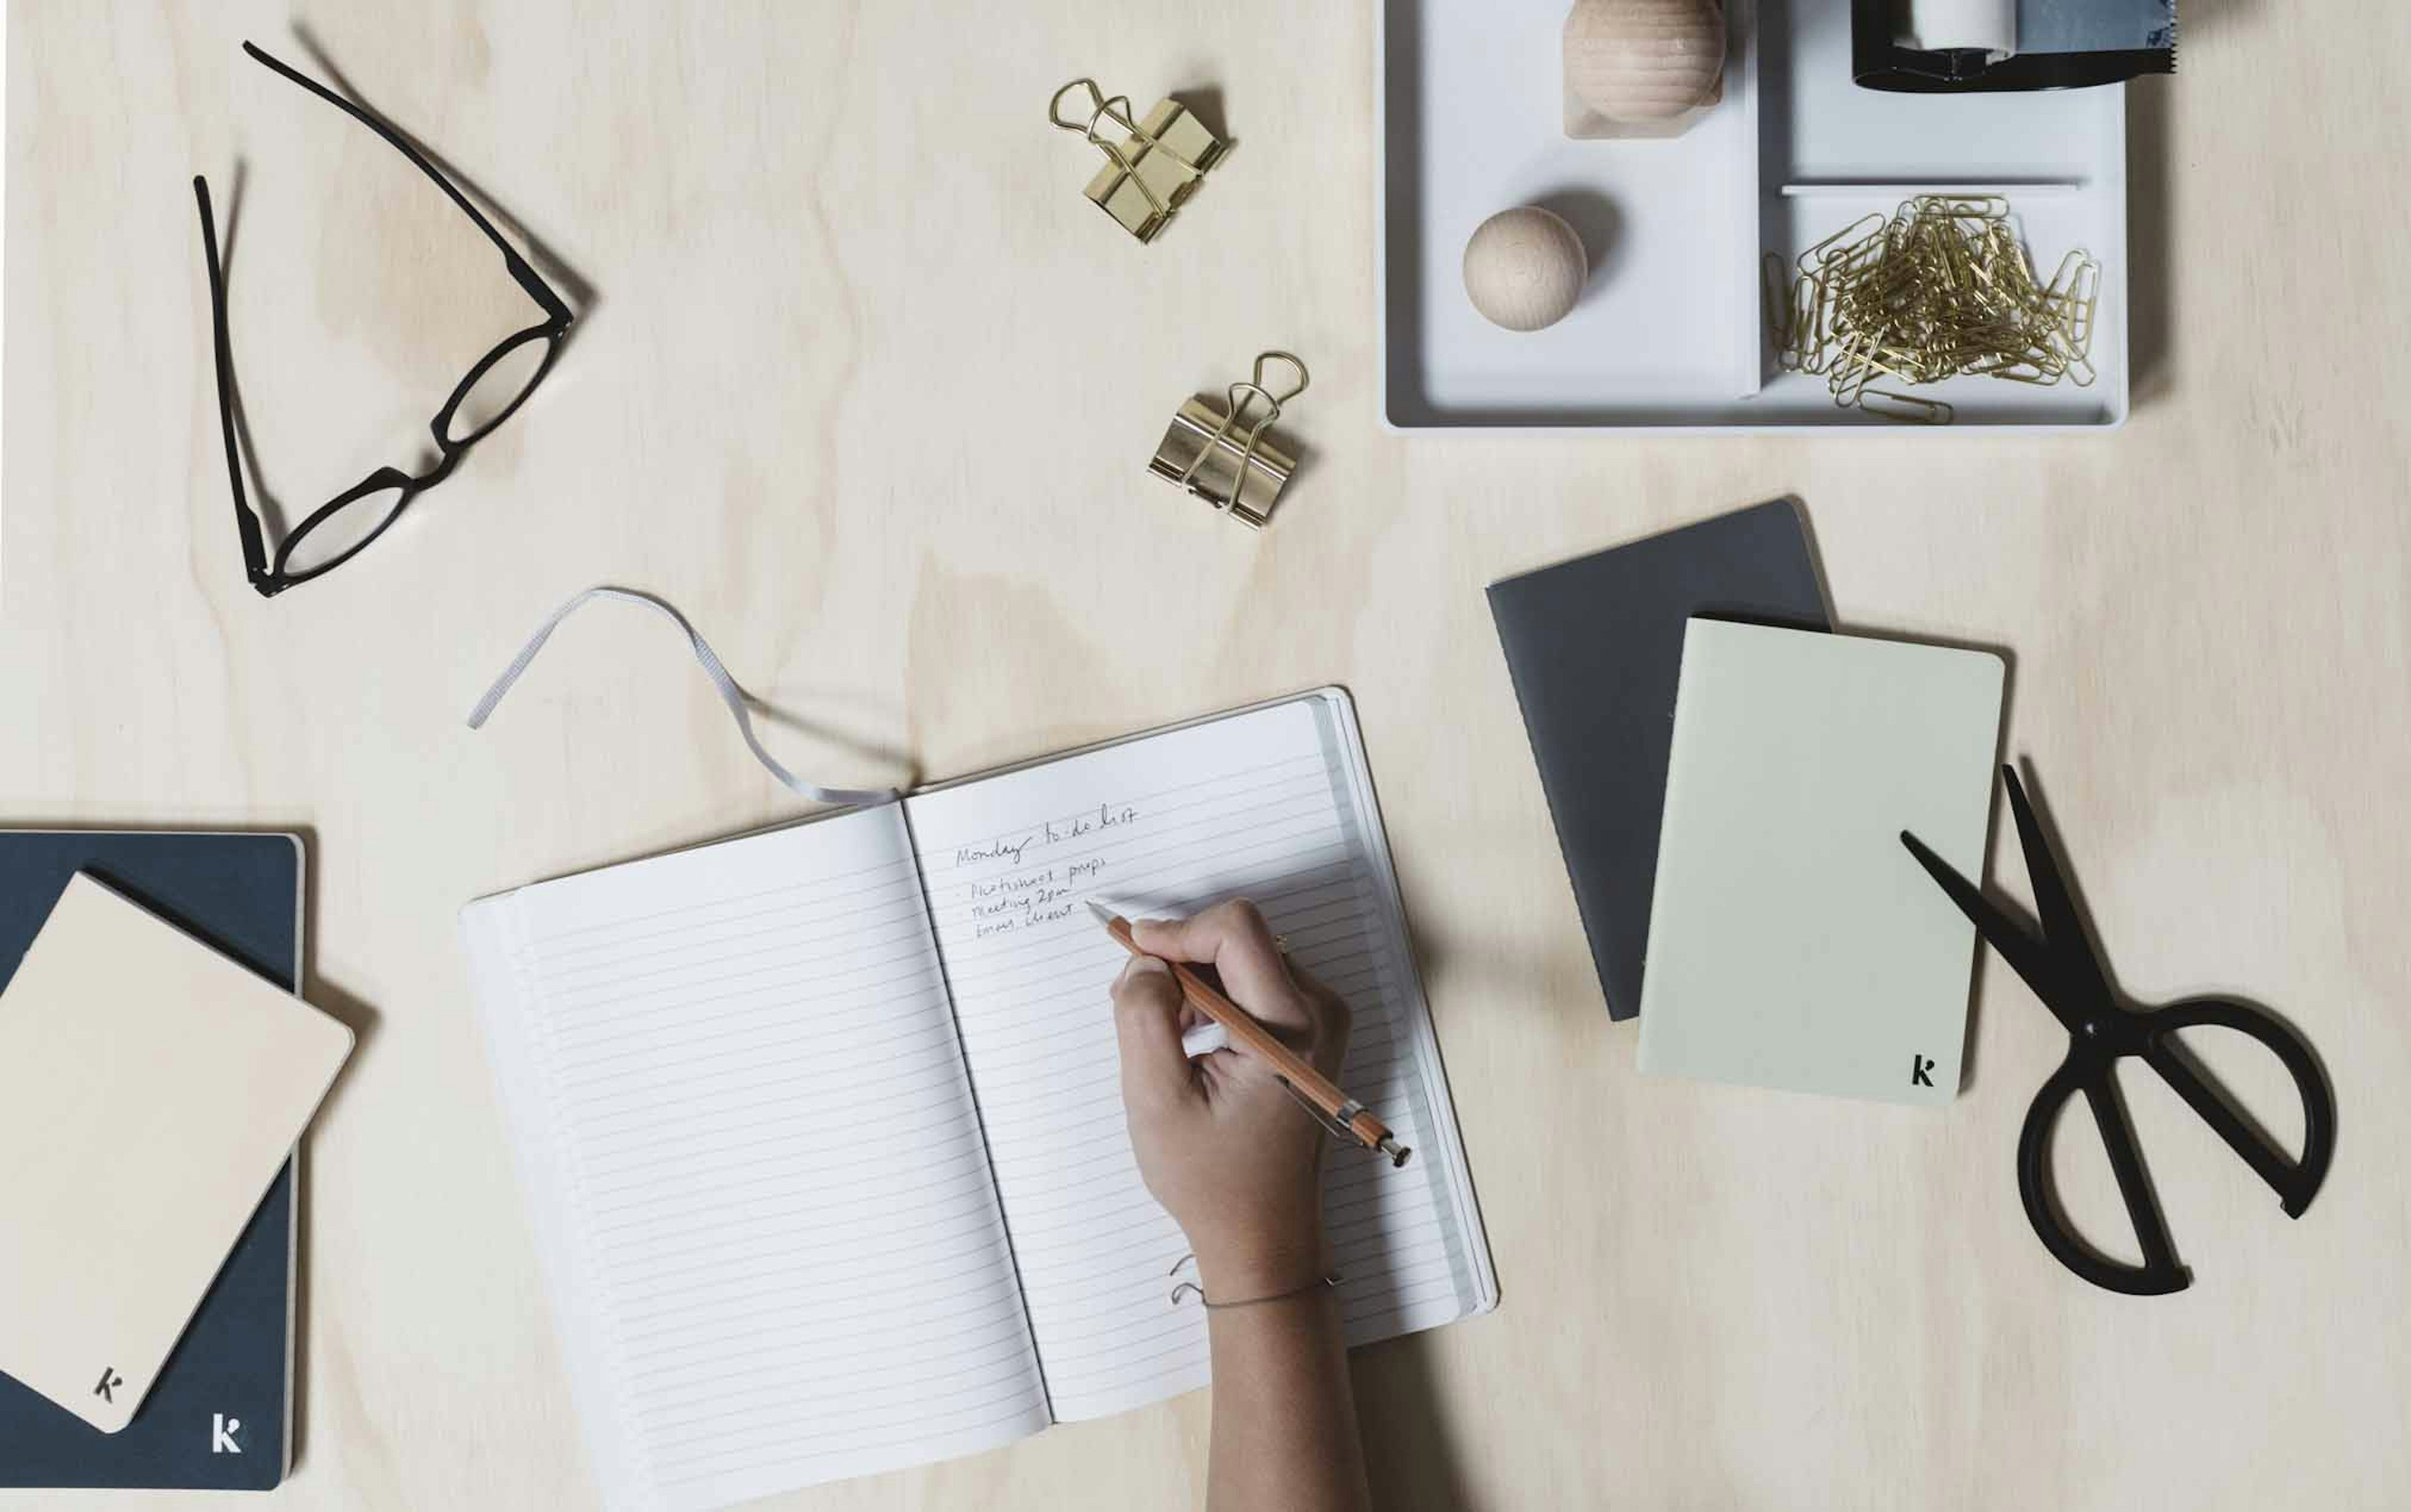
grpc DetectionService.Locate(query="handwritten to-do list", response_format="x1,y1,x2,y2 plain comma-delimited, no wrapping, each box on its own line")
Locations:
956,804,1139,940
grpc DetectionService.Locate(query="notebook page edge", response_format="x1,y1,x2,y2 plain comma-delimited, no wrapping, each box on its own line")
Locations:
1308,689,1501,1318
901,688,1344,801
461,891,647,1509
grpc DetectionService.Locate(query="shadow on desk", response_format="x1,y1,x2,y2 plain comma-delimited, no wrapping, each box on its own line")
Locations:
294,839,383,1478
1353,1333,1482,1512
2128,84,2173,411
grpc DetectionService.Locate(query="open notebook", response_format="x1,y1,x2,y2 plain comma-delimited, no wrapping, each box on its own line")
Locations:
460,690,1496,1509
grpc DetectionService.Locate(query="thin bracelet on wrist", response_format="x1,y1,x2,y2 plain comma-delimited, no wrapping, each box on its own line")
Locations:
1167,1252,1342,1310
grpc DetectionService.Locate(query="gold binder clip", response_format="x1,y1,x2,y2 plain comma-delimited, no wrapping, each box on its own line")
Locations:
1049,78,1225,243
1148,351,1307,530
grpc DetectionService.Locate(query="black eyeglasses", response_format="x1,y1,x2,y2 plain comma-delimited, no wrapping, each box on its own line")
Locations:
193,41,572,597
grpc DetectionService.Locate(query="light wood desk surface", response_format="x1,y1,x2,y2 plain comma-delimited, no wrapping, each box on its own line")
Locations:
6,3,2408,1508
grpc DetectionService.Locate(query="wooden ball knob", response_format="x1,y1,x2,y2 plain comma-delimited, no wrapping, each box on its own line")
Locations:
1564,0,1725,123
1462,207,1588,332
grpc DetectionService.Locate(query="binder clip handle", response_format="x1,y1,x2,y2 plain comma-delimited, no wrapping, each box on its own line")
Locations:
1047,78,1101,132
1219,352,1308,456
1248,351,1309,408
1212,351,1307,507
1048,78,1137,146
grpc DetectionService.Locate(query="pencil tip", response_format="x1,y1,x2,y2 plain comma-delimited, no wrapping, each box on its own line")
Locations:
1086,899,1116,926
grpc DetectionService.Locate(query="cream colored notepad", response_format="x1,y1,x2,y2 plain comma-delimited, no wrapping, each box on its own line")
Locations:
0,875,353,1432
460,691,1497,1511
1636,622,2004,1104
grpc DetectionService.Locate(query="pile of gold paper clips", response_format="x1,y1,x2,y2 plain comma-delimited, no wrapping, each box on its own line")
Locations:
1764,195,2101,424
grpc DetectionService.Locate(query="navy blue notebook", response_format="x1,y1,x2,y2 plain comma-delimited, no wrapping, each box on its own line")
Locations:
1487,502,1830,1020
0,831,301,1490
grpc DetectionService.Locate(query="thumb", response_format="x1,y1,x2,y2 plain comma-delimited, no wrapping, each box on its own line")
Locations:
1111,956,1197,1115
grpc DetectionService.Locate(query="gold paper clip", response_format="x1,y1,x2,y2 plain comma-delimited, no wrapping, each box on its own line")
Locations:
1148,352,1307,530
1049,78,1226,244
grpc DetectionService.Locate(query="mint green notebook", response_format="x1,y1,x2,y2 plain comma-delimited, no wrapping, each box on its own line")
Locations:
1636,621,2004,1104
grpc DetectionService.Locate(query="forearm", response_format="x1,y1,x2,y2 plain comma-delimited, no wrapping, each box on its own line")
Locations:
1108,905,1372,1511
1203,1284,1373,1512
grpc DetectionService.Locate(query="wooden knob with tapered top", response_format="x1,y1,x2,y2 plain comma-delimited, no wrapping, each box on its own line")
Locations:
1564,0,1726,123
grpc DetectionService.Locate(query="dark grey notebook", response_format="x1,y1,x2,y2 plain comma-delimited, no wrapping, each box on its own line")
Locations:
1486,502,1829,1020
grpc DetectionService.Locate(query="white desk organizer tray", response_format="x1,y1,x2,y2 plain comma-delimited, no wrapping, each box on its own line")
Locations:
1378,0,2130,431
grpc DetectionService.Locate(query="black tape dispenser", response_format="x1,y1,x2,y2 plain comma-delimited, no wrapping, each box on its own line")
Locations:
1852,0,2177,93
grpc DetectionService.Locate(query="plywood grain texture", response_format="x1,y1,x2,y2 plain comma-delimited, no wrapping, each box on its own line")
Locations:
5,2,2407,1507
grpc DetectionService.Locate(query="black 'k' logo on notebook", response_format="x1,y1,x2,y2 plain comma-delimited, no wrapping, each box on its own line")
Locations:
94,1367,124,1403
1909,1055,1936,1088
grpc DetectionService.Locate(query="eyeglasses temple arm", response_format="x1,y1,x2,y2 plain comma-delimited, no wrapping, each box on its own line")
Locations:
191,176,271,586
240,41,569,323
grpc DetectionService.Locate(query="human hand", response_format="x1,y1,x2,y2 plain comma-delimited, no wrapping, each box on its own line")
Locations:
1109,900,1352,1298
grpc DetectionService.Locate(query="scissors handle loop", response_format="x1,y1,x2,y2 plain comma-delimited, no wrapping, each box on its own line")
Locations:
2140,997,2335,1215
2017,996,2335,1296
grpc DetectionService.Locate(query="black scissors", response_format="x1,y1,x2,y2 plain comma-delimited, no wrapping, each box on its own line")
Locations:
1901,765,2336,1295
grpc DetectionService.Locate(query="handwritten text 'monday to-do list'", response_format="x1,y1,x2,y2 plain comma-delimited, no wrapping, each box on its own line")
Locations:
952,802,1141,939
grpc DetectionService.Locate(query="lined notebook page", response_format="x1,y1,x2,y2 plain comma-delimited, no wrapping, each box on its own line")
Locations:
461,807,1048,1511
905,694,1494,1422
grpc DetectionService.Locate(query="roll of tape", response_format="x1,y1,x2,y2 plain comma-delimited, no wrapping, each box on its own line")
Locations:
1903,0,2017,58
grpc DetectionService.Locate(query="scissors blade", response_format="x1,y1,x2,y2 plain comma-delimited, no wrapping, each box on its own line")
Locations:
1998,767,2117,1010
1899,828,2077,1030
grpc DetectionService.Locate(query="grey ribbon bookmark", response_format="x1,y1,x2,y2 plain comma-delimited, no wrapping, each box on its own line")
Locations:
468,586,897,809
